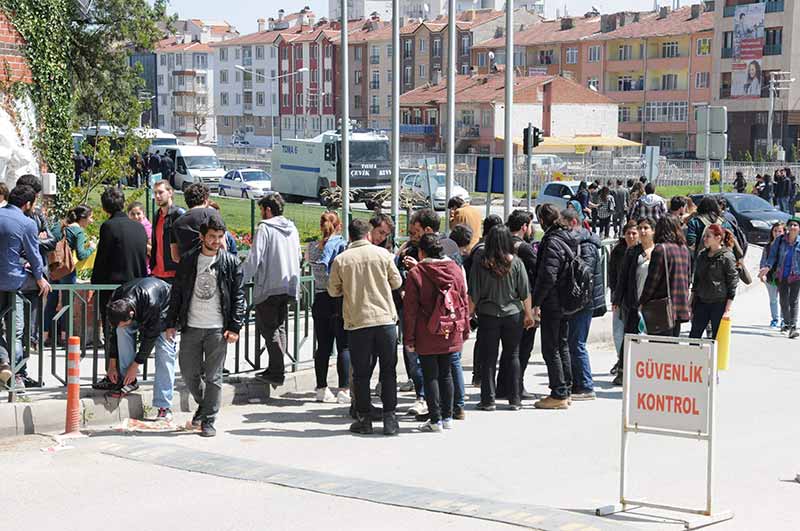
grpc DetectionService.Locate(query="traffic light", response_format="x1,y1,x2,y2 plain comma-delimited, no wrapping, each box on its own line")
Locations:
523,126,544,155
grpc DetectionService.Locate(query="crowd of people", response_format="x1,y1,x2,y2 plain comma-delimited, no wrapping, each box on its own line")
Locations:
1,170,799,439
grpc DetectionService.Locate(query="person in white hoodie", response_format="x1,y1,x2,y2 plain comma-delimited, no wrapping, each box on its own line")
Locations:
242,192,301,386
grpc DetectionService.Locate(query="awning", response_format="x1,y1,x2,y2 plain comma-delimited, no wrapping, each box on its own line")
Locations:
495,134,642,150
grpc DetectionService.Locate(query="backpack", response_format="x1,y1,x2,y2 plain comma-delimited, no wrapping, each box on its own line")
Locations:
48,231,76,281
558,239,594,316
420,267,466,340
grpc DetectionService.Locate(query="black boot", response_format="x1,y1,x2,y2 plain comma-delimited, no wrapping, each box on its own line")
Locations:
349,415,373,435
382,411,399,436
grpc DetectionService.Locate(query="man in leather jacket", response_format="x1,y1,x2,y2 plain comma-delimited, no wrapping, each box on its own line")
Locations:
166,216,246,436
104,277,176,421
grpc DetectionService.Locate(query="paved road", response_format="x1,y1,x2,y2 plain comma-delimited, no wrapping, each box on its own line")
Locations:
4,281,799,530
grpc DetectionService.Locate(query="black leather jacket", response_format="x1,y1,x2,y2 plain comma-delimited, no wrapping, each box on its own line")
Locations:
166,247,246,334
107,277,172,364
150,204,185,274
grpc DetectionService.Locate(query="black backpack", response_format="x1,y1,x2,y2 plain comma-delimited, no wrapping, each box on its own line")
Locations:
559,240,594,316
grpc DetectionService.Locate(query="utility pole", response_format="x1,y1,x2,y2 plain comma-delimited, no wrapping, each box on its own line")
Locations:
767,72,795,160
391,0,400,241
503,0,514,218
445,0,456,233
526,123,532,212
340,0,350,238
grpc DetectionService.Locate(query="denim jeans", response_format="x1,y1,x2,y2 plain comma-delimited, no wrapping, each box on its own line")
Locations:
766,282,781,322
312,292,350,389
0,292,24,369
568,306,594,393
539,315,571,399
777,196,792,213
690,300,726,339
449,351,465,409
778,280,800,328
117,323,177,408
477,313,523,405
179,327,228,422
420,353,453,423
349,324,397,415
612,307,625,358
403,347,424,399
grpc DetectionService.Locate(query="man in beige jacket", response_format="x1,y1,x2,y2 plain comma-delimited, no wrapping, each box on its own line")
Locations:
329,218,402,436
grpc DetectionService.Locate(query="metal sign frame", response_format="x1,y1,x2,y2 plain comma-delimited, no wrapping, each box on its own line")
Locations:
596,334,734,529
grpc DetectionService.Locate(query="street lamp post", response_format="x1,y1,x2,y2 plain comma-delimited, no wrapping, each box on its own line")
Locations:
235,64,308,148
767,71,794,160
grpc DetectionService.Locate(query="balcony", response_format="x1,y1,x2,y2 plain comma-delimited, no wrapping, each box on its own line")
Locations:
370,80,380,90
456,124,480,138
765,44,782,56
724,1,783,16
400,124,437,136
370,55,380,64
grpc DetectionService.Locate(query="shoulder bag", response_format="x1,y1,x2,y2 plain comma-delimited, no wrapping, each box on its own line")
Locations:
641,244,675,334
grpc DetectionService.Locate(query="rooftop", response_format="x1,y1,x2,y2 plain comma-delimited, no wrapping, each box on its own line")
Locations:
156,38,214,53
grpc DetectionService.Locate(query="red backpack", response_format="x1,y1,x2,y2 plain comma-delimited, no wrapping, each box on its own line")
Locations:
420,267,467,340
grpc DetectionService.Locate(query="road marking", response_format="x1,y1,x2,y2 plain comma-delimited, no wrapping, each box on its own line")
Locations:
97,439,632,531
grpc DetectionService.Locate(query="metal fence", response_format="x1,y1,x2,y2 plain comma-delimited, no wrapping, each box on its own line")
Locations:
2,275,316,401
216,147,800,198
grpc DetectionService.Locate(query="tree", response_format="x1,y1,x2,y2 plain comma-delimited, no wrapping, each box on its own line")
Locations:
185,95,210,145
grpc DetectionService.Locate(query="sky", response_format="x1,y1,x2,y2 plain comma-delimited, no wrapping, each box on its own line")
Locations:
166,0,658,35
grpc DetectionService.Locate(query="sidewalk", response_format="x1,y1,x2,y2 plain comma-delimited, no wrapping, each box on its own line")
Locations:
0,246,764,438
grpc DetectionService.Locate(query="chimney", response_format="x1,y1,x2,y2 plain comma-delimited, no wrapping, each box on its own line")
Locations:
561,17,574,30
658,7,671,19
268,17,275,30
258,18,266,32
600,14,617,33
277,9,285,21
690,4,701,19
432,69,441,85
464,10,476,22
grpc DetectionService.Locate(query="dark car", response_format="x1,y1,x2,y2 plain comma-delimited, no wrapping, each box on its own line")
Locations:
689,193,790,245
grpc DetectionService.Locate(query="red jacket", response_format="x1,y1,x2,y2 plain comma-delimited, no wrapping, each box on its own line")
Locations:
403,259,470,355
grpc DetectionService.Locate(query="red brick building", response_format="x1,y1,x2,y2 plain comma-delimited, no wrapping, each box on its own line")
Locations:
0,11,32,84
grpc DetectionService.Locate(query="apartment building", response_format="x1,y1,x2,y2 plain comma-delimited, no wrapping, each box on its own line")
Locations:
155,40,217,143
400,9,540,93
329,0,392,22
471,4,715,155
402,0,543,19
711,0,799,159
399,73,618,153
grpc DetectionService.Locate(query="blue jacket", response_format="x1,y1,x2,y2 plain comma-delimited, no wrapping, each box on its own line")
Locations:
0,204,45,291
766,234,800,283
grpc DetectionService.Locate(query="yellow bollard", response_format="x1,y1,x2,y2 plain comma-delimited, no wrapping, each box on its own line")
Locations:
716,316,731,371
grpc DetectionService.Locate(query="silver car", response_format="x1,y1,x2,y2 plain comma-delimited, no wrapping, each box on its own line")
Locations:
533,180,582,214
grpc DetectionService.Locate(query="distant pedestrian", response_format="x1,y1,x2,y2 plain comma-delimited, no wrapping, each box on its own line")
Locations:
762,216,800,339
611,179,629,237
242,192,301,386
160,153,175,187
166,216,246,437
734,172,747,193
448,196,482,251
629,183,666,221
329,218,403,435
595,186,615,238
403,234,469,432
127,202,152,272
759,222,785,328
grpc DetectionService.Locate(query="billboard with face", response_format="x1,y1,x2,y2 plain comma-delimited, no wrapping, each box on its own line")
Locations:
731,3,765,99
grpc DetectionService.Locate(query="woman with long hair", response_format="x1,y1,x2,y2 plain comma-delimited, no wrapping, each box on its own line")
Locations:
44,205,95,347
611,217,655,385
468,225,534,411
639,216,692,337
689,224,739,339
759,222,785,327
306,211,350,403
403,234,469,432
609,220,639,375
595,186,615,238
627,181,646,218
743,60,762,97
686,196,733,259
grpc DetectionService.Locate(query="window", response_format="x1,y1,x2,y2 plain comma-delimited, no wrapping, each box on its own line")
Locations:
461,35,470,55
696,38,711,56
235,93,241,105
324,68,332,82
176,54,182,66
460,109,474,125
354,71,362,85
461,64,470,74
617,75,632,91
270,46,276,58
177,76,184,87
160,94,167,105
419,39,426,52
387,69,392,82
695,72,710,89
403,40,413,58
282,93,289,107
418,64,426,79
478,53,486,67
618,107,631,123
661,74,678,90
566,47,578,65
354,47,362,61
325,44,332,58
296,92,303,107
588,45,601,63
371,70,380,86
387,44,392,57
765,27,783,53
157,74,164,86
645,101,688,122
220,70,228,83
371,95,379,113
196,75,206,86
387,94,392,108
158,114,165,127
235,48,240,60
659,136,675,153
481,110,491,128
220,92,229,106
661,41,679,58
234,69,241,82
256,46,264,60
256,92,265,106
618,45,632,61
255,68,265,82
324,93,332,107
587,77,598,90
538,49,554,64
160,55,166,66
354,95,361,109
404,66,412,84
296,45,303,59
310,45,318,60
219,48,228,61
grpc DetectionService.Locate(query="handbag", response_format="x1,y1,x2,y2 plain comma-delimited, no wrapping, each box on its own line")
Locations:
737,261,752,285
641,244,675,334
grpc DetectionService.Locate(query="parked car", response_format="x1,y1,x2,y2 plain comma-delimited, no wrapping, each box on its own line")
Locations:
401,171,470,211
219,168,272,199
533,180,582,213
689,193,790,245
530,154,567,172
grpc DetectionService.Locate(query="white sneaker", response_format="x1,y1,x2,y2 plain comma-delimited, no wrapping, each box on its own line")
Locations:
442,418,454,430
419,419,443,433
407,399,428,416
336,389,351,404
315,387,336,403
399,379,415,392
